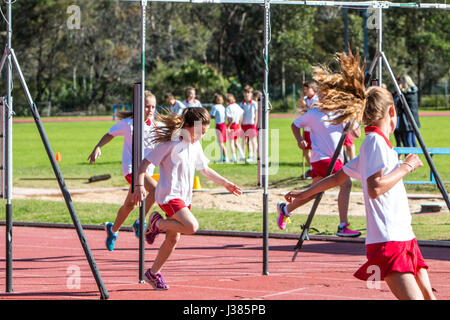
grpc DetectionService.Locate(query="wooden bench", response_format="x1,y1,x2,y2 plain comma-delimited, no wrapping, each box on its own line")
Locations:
394,147,450,185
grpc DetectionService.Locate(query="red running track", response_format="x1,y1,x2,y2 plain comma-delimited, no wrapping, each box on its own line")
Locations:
0,226,449,300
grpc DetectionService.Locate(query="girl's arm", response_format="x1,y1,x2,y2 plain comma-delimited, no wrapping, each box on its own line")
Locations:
366,153,423,199
133,159,152,206
87,133,114,163
291,123,307,150
285,169,350,203
200,167,242,196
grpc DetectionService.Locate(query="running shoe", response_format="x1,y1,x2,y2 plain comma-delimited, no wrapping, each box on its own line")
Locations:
277,202,290,230
336,223,361,237
132,219,147,238
144,268,169,290
145,211,162,245
104,222,118,251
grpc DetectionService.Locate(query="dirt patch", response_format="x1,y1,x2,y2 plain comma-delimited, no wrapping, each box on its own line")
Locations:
13,187,446,217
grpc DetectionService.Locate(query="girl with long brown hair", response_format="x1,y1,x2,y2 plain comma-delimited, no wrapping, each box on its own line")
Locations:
133,107,242,290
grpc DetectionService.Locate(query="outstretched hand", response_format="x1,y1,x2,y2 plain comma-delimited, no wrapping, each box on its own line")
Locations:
226,183,242,196
87,146,101,164
284,190,303,203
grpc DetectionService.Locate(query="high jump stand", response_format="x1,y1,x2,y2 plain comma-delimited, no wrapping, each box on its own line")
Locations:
0,1,109,299
292,2,450,261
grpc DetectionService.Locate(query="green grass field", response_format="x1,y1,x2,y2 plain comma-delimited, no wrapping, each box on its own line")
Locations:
1,115,449,241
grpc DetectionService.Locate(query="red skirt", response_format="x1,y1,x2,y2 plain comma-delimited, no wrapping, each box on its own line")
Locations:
344,133,355,147
354,239,428,281
241,124,257,138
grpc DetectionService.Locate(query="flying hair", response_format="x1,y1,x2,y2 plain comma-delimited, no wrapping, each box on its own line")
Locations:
312,49,367,124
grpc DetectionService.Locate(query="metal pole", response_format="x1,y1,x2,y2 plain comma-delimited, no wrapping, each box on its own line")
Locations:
140,0,147,283
377,6,382,86
261,0,270,276
5,0,13,293
9,49,109,300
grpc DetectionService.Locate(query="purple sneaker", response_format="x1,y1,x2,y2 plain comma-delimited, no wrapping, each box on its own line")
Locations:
277,202,290,230
336,223,361,237
145,211,162,245
144,268,169,290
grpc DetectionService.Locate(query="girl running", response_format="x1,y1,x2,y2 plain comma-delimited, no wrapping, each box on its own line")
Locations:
88,91,158,251
133,107,242,290
283,51,436,300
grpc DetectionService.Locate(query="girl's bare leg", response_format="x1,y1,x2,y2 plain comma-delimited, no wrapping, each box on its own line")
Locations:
385,271,425,300
415,268,436,300
150,228,180,274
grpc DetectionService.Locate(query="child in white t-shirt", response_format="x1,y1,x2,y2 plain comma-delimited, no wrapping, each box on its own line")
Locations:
133,107,242,290
210,93,229,163
225,93,245,162
297,81,320,175
182,87,202,108
165,92,185,116
282,107,361,238
88,90,158,251
283,51,435,300
240,85,258,162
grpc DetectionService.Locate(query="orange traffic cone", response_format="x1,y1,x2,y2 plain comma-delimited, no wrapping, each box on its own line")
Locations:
55,152,61,162
193,176,201,190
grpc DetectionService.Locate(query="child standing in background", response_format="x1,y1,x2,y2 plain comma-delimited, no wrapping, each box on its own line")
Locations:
210,93,229,163
165,92,185,116
225,93,245,163
297,81,320,177
182,87,202,108
283,51,436,300
240,85,258,163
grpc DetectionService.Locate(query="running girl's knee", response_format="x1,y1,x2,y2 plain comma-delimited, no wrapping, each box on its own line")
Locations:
184,219,199,235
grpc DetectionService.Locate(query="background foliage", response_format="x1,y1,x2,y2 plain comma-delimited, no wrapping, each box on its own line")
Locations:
2,0,449,115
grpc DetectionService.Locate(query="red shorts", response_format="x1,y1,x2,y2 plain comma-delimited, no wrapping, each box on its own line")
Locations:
303,131,312,150
344,133,355,147
310,158,344,178
158,198,191,217
241,124,257,138
125,174,132,185
229,123,241,140
354,239,428,281
216,123,227,143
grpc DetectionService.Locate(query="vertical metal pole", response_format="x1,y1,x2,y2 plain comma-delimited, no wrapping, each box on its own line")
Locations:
262,0,270,276
5,0,13,293
376,6,382,86
363,9,369,71
139,0,147,283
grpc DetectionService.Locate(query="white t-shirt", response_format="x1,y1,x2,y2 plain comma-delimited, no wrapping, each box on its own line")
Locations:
303,94,319,132
343,131,415,245
170,100,186,116
239,100,258,125
182,99,202,108
292,108,344,163
144,139,209,206
225,103,244,124
210,104,226,124
108,118,156,177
